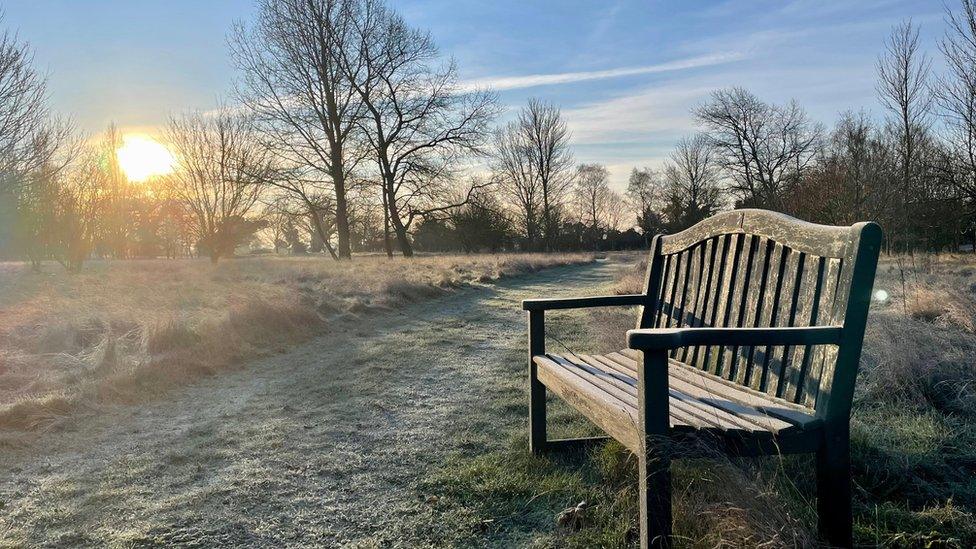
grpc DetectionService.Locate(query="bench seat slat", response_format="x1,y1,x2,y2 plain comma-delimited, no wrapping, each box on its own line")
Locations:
534,356,644,453
573,355,741,431
615,349,819,428
537,355,711,433
592,353,793,433
579,354,775,434
534,348,821,451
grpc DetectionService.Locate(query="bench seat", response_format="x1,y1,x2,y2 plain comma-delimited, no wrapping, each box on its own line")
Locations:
534,349,822,456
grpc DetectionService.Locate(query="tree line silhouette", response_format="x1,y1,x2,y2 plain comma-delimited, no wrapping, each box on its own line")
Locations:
2,1,976,271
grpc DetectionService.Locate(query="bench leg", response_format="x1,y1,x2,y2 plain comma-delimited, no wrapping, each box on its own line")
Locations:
528,310,547,455
639,441,672,549
817,433,853,548
529,372,547,455
638,349,672,549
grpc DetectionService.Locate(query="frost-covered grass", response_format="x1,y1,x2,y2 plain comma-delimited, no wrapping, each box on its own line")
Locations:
431,253,976,547
0,253,592,432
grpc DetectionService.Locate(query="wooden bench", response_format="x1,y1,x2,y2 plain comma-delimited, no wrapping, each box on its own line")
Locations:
522,210,882,548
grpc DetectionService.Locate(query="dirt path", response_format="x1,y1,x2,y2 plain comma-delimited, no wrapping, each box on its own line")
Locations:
0,260,622,548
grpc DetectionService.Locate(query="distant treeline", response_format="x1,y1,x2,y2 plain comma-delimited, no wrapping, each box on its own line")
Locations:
2,1,976,271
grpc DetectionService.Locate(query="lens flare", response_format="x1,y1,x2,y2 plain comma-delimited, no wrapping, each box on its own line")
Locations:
116,134,175,182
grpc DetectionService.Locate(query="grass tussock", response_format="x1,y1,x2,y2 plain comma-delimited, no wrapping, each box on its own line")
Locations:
430,253,976,547
0,253,592,432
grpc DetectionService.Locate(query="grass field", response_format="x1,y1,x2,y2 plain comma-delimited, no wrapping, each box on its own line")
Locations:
426,253,976,547
2,251,974,546
0,253,593,433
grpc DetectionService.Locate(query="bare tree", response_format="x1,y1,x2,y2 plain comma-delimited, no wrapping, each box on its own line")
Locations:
695,87,821,209
626,166,663,235
793,112,895,225
662,134,722,231
603,190,626,234
230,0,363,260
523,99,574,251
878,19,932,250
51,148,101,273
937,1,976,206
0,17,65,187
92,124,132,259
345,184,385,252
574,163,611,236
494,120,540,248
165,110,271,263
262,195,298,254
494,98,573,251
0,16,73,261
343,0,496,257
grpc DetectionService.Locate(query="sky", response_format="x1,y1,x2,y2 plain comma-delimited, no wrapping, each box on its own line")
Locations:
3,0,947,190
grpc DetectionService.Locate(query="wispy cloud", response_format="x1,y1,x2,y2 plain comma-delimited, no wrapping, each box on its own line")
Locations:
564,84,708,145
585,0,625,46
460,51,746,92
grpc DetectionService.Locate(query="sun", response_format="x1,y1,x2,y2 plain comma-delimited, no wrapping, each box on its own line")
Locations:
116,134,175,182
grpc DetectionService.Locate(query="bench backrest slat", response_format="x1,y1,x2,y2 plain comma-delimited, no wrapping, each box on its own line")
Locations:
638,209,882,418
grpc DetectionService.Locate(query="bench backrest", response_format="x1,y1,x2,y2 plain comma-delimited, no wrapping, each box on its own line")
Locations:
638,209,882,421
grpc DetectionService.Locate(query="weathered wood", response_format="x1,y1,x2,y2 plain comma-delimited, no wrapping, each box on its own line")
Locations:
776,251,807,399
614,349,821,429
539,351,816,435
660,209,851,257
762,247,796,394
638,349,672,548
528,310,546,455
540,354,739,432
654,255,675,328
581,353,787,433
626,326,843,350
800,257,842,407
817,222,882,422
523,294,646,311
755,243,787,392
791,256,827,404
690,235,727,369
664,250,686,328
726,235,758,381
671,245,695,333
638,236,665,329
817,424,853,548
741,238,775,387
522,210,881,548
714,233,745,377
699,233,735,374
682,237,717,364
535,356,643,453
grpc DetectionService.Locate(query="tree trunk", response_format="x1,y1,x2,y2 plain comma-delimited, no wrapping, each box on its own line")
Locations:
385,180,413,257
541,176,552,252
382,184,393,259
305,198,339,261
331,152,352,260
392,221,412,257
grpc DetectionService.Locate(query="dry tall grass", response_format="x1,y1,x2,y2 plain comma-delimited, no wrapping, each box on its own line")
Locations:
0,253,592,432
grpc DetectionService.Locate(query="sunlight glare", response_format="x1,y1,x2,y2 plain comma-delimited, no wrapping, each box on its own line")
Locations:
117,134,175,182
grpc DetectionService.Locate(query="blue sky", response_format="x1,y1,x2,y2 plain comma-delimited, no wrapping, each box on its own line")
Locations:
4,0,946,189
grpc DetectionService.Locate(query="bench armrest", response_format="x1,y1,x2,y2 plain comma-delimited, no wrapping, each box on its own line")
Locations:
626,326,843,350
522,294,646,311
